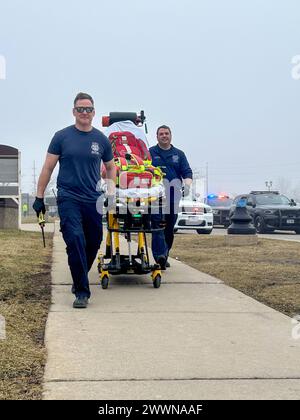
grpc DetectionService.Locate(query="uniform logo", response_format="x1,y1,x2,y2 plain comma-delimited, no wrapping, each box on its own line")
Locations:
91,142,100,155
172,155,179,163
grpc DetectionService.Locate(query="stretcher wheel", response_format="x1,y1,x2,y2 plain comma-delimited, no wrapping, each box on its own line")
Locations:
153,274,161,289
101,275,109,289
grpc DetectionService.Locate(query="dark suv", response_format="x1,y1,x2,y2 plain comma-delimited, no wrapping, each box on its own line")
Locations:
206,195,233,228
229,191,300,233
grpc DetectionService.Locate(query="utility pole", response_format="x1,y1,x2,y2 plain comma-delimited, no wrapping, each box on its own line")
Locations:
206,162,209,198
33,160,37,195
265,180,272,191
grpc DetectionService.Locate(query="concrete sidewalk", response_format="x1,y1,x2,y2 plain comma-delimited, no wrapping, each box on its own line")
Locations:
42,225,300,400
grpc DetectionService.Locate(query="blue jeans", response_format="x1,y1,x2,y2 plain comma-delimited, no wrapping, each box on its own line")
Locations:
58,197,103,299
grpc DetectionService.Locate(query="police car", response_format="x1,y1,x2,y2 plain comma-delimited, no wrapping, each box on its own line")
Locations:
229,191,300,233
206,194,233,228
174,197,213,234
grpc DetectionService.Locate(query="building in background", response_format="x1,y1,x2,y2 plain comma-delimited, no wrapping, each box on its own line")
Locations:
0,145,21,229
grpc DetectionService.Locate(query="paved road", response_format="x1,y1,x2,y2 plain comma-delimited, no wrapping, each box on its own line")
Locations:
22,222,300,243
21,222,56,233
175,227,300,242
211,227,300,242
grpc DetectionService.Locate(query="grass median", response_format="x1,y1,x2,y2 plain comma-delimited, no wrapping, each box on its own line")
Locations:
171,233,300,318
0,229,53,400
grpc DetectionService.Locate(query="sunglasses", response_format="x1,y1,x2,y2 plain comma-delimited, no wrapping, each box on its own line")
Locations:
75,106,94,113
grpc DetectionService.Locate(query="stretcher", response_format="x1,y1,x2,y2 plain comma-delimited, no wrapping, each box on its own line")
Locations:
97,111,165,289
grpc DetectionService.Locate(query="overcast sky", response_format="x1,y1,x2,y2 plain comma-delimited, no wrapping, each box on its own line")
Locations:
1,0,300,197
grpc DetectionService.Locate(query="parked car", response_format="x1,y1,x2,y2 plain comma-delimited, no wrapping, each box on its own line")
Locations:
229,191,300,233
206,194,233,228
174,197,213,234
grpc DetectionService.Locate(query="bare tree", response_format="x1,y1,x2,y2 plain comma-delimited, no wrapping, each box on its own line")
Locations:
290,183,300,202
274,177,292,196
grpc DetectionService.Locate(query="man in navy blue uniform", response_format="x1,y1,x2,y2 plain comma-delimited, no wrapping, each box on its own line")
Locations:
150,125,193,269
33,93,116,308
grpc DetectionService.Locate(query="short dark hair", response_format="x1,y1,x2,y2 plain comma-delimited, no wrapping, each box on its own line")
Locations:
74,92,94,107
156,125,172,136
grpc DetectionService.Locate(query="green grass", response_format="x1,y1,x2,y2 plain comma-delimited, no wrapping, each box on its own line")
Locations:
0,229,53,400
171,234,300,318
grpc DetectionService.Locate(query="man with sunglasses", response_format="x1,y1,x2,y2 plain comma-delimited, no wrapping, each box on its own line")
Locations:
33,92,116,308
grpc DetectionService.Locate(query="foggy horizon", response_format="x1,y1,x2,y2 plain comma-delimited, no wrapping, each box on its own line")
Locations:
1,0,300,199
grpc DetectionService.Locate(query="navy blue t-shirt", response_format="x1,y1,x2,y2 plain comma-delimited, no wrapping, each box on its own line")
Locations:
149,144,193,203
48,125,113,202
149,145,193,182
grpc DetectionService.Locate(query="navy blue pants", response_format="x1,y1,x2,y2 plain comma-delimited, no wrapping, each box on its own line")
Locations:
151,202,178,262
58,197,103,299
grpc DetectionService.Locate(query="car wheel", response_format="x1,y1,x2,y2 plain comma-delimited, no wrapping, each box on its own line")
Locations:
254,216,266,233
197,229,213,234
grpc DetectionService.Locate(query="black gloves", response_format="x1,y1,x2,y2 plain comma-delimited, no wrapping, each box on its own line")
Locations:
181,184,190,198
32,197,46,216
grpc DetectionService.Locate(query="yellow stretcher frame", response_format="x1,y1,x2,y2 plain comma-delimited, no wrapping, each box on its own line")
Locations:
97,209,162,289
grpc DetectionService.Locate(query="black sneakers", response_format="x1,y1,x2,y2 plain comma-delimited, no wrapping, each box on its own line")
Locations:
73,296,89,309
